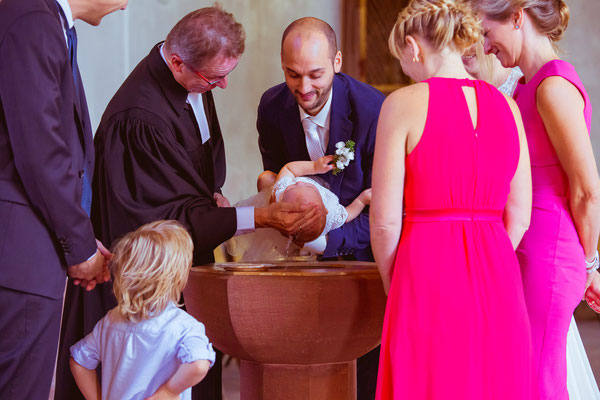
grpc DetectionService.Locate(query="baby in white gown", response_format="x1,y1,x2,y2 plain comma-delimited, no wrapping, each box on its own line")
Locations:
227,156,371,261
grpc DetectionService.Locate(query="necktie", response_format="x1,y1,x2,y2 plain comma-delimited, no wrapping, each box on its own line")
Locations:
56,2,92,215
302,117,324,161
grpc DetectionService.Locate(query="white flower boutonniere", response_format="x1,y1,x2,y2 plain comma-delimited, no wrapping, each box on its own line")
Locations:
332,140,355,175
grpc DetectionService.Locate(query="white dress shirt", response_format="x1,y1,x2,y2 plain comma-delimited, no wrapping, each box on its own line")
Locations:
55,0,74,40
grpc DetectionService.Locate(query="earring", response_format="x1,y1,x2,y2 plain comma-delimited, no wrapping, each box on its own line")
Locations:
412,57,417,63
515,24,520,29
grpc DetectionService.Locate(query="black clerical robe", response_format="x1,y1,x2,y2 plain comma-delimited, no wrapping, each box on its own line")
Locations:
56,43,235,400
93,43,236,263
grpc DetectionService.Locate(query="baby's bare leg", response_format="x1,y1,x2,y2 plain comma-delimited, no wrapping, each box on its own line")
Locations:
257,171,277,192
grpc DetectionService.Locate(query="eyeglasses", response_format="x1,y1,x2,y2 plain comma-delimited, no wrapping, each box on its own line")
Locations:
184,62,225,86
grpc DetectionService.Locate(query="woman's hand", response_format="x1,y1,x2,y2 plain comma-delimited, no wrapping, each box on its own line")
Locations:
584,270,600,313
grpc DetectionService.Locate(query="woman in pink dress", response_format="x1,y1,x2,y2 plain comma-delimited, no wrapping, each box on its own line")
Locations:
473,1,600,398
371,0,534,398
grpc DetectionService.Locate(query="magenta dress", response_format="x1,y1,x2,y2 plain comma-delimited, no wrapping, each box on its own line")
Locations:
513,60,591,400
376,78,533,399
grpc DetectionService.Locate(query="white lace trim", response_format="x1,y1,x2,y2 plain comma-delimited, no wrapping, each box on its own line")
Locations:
498,67,523,96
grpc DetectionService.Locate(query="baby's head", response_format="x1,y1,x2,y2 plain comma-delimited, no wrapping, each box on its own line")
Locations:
111,220,193,322
281,182,327,243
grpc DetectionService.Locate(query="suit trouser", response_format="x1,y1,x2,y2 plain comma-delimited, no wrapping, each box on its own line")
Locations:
0,285,62,400
357,345,380,400
55,280,223,400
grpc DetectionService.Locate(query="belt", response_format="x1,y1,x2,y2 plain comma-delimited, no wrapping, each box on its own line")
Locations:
404,209,503,222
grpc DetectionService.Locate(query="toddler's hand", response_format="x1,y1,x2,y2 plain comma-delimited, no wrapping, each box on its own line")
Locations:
359,188,372,205
314,155,334,174
145,384,180,400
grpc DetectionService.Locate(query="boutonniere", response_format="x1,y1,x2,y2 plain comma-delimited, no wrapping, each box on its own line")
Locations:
332,140,355,175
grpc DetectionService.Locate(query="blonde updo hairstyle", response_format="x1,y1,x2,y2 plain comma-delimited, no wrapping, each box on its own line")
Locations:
472,0,569,43
389,0,483,60
111,220,194,322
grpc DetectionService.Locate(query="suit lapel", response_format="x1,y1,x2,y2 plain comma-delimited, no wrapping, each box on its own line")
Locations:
325,75,353,194
279,92,310,161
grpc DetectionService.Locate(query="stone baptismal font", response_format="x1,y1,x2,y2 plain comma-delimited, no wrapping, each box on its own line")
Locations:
184,261,386,400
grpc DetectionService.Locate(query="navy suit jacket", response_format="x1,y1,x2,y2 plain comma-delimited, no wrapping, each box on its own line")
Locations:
0,0,96,299
257,73,384,261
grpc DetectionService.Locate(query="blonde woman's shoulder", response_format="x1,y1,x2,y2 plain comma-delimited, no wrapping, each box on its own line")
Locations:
387,82,428,102
381,82,429,123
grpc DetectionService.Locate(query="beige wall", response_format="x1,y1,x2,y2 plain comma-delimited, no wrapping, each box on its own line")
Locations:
77,0,341,203
77,0,599,204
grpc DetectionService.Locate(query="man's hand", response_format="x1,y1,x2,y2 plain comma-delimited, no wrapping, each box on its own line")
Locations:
68,250,105,291
95,239,112,283
314,155,334,174
214,193,231,207
68,240,113,291
255,201,324,237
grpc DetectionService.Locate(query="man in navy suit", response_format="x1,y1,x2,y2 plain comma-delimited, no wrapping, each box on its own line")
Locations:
257,17,385,399
0,0,126,398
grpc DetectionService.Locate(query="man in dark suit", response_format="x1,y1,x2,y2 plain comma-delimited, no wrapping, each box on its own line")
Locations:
0,0,126,398
257,17,385,399
56,6,322,400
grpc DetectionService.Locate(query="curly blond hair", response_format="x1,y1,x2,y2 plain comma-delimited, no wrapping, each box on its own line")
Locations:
472,0,569,43
389,0,482,59
111,220,193,322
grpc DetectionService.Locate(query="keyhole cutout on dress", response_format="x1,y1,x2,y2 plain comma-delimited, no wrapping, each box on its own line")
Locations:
461,86,479,132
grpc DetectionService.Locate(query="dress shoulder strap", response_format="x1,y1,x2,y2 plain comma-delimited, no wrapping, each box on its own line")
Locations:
531,60,592,132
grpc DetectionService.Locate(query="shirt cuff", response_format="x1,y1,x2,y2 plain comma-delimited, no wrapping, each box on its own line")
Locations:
234,206,255,236
86,250,97,262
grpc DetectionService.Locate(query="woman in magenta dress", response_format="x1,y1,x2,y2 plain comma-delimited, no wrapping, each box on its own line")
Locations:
371,0,534,398
473,0,600,398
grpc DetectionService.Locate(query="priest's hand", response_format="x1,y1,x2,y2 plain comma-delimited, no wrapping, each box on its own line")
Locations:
214,192,231,207
254,201,323,237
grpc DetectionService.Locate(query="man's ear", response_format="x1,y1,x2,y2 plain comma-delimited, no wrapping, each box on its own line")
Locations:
169,54,185,73
333,50,342,73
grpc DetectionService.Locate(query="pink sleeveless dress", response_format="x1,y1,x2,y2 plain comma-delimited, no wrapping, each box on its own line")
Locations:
513,60,592,400
375,78,533,399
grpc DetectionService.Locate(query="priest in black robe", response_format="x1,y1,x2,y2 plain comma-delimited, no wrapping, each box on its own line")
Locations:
56,6,323,400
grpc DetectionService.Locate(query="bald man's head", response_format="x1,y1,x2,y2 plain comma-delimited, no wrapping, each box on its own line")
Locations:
279,17,342,116
281,17,338,60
